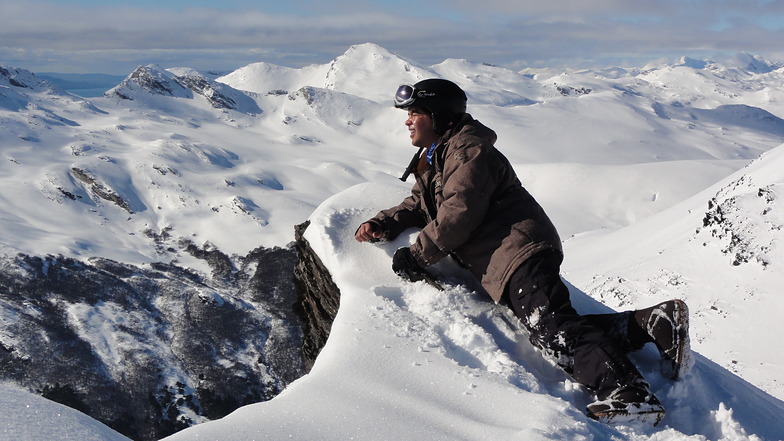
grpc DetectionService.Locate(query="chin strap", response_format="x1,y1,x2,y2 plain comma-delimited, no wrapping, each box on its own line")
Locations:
400,146,425,181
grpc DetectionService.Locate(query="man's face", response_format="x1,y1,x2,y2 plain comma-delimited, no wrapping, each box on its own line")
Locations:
405,108,439,148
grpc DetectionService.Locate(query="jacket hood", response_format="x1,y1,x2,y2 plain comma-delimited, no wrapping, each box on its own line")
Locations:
442,113,498,146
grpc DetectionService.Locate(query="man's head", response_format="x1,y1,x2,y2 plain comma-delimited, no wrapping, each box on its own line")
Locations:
394,79,467,136
404,107,439,148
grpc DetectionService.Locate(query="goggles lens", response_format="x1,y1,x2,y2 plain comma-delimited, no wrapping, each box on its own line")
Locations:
394,84,416,107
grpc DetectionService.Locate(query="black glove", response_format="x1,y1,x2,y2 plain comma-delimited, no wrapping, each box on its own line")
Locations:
392,247,428,283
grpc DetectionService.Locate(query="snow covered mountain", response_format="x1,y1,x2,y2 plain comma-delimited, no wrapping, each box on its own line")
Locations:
2,43,784,440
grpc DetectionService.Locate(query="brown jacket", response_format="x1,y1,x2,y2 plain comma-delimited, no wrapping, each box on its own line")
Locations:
368,114,562,302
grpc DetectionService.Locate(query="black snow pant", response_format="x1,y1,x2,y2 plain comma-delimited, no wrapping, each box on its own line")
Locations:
502,249,651,400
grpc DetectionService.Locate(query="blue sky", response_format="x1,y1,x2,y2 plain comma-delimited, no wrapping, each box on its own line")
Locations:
1,0,783,74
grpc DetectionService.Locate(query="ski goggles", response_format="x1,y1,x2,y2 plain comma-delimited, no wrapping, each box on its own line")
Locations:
394,84,416,108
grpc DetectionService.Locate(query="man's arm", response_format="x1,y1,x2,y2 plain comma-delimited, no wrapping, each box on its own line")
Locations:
355,183,428,243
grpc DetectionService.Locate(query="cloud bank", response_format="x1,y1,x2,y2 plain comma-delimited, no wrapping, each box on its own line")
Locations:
1,0,783,74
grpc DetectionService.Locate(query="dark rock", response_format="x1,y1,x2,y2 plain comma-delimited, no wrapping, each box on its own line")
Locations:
0,244,305,441
174,74,237,110
293,221,341,371
70,167,133,213
128,66,180,97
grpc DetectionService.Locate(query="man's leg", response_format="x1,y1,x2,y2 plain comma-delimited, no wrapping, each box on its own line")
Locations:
504,250,644,399
581,311,647,352
504,250,665,424
584,301,692,380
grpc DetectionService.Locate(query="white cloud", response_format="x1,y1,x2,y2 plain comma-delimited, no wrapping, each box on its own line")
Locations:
1,0,782,74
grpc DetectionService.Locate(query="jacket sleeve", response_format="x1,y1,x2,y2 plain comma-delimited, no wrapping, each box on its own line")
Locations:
410,141,499,266
366,181,428,241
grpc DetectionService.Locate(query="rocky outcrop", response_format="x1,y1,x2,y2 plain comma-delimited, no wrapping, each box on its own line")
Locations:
70,167,134,213
0,243,305,441
699,175,782,267
0,221,344,441
175,73,237,110
1,66,31,88
0,65,56,91
293,221,341,371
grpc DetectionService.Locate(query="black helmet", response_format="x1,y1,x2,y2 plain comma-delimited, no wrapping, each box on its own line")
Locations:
394,78,467,135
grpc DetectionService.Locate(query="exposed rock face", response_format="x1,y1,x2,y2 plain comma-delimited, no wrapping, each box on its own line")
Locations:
699,174,782,267
293,221,341,371
1,66,31,88
175,73,237,110
0,244,306,441
70,167,134,213
0,222,344,441
105,65,187,100
1,65,46,89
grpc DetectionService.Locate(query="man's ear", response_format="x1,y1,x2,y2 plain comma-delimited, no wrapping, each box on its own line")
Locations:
431,111,452,135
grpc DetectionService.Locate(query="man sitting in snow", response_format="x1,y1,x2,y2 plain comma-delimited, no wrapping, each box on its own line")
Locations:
354,78,691,424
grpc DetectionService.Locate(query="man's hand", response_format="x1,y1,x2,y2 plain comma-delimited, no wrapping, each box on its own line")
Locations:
392,247,427,282
392,247,444,290
355,222,384,242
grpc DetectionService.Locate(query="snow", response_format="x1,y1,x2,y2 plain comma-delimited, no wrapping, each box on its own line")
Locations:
0,384,130,441
2,43,784,440
161,178,784,441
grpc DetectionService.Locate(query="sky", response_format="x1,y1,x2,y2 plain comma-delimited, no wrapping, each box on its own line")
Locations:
1,0,784,75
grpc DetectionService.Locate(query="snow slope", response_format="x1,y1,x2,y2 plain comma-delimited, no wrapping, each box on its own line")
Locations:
0,384,130,441
2,44,784,440
163,167,784,440
3,45,784,265
563,143,784,406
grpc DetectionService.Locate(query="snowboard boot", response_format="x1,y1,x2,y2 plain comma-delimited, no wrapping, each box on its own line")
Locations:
586,383,665,426
634,299,691,380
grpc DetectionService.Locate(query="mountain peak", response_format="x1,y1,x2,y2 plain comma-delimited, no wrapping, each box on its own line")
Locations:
1,65,35,89
338,43,399,61
678,56,709,69
727,52,781,74
104,64,260,113
105,64,191,100
1,65,62,93
323,43,430,101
